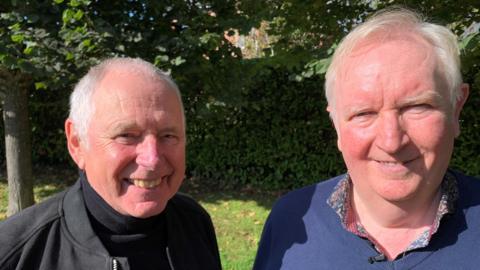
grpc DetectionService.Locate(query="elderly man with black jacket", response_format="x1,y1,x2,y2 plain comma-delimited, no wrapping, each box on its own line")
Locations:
0,57,222,270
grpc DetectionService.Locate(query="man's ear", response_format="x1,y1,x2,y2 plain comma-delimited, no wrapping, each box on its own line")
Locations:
453,83,469,137
65,118,86,169
327,105,342,152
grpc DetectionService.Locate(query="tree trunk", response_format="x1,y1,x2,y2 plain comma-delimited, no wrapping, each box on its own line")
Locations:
1,71,34,217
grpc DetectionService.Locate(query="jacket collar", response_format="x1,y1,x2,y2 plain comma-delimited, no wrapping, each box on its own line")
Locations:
62,179,110,255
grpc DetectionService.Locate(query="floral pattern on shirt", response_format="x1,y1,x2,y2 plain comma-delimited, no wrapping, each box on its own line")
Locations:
327,171,458,255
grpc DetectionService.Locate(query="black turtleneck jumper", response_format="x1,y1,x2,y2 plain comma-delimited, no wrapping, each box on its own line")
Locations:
81,175,171,269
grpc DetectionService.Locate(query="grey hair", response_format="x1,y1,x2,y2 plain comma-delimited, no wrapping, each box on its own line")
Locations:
68,57,184,144
325,7,463,120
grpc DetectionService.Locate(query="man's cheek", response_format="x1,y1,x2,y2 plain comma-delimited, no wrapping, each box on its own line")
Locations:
340,128,372,157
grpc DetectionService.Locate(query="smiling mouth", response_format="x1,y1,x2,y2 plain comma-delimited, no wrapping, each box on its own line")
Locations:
375,157,417,166
127,178,162,189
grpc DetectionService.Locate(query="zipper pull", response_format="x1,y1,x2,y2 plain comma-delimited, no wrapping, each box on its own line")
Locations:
112,258,118,270
166,246,175,270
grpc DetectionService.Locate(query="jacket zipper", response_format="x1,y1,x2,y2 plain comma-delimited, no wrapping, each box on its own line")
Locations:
112,258,118,270
166,246,175,270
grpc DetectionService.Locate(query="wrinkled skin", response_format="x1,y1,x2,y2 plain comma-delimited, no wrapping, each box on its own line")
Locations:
331,34,468,206
66,68,186,218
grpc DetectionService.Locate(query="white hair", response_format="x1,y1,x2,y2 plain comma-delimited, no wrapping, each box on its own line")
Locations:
325,7,463,120
68,57,184,144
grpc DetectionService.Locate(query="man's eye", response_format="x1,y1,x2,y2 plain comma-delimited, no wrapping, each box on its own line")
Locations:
403,104,432,114
115,133,140,143
357,111,374,117
161,134,179,145
352,111,375,120
119,133,136,138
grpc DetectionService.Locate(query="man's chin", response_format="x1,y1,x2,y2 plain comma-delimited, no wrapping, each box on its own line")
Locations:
373,180,423,203
125,202,167,218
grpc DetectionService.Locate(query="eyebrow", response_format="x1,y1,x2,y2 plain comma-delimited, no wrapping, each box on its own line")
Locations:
157,126,181,134
343,90,443,117
109,121,139,133
341,103,372,119
109,121,182,135
398,90,443,106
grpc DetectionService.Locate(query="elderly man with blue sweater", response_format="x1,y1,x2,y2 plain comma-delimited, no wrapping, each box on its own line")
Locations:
254,8,479,270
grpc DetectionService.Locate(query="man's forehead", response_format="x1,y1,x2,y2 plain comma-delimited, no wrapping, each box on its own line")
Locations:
91,75,178,121
98,66,161,86
95,69,172,98
331,32,452,109
352,29,429,51
338,34,436,83
349,33,432,62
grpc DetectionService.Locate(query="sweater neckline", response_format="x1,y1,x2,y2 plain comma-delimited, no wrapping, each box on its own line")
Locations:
80,172,165,235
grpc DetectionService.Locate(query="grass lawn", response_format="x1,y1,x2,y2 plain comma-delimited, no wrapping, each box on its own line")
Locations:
195,191,275,270
0,169,278,270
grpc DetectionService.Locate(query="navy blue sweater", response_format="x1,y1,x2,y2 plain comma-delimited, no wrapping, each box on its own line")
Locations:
254,171,480,270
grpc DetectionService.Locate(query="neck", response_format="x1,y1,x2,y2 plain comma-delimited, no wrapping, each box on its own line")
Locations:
351,185,441,260
80,172,162,234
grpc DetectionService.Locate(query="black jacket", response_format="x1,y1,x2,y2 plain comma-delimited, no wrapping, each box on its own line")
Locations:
0,180,222,270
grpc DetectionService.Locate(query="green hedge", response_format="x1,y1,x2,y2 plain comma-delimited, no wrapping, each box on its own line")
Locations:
186,64,345,190
450,81,480,175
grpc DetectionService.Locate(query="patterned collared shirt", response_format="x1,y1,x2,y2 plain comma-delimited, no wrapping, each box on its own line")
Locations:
327,171,458,258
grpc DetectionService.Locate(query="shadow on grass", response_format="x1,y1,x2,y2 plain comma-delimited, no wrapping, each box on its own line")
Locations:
183,188,279,211
32,166,78,201
0,165,78,201
179,176,285,210
0,166,77,202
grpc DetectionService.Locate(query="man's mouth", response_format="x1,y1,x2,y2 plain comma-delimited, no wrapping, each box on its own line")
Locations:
127,178,162,189
377,160,403,165
375,157,417,166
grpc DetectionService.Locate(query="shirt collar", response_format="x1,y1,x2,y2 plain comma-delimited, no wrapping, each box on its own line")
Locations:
327,171,458,254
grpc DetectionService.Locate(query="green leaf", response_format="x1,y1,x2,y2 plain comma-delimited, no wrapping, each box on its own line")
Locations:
79,39,91,49
23,41,37,55
3,55,17,68
18,60,35,73
9,23,21,31
314,57,331,75
115,44,125,52
459,33,478,51
156,46,167,52
73,10,84,21
53,0,65,4
155,55,169,65
34,81,47,90
200,33,220,44
302,69,314,78
62,9,75,23
171,56,186,66
23,46,33,55
11,34,24,43
65,52,74,61
69,0,81,7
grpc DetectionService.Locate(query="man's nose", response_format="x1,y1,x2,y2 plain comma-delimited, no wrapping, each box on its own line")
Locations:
136,135,162,170
375,112,409,153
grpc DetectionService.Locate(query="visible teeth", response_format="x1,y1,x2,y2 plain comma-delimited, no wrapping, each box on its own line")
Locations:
377,160,401,166
128,178,161,188
381,161,397,164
